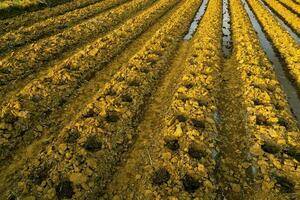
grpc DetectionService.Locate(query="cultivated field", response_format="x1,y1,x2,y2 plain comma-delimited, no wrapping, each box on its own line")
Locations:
0,0,300,199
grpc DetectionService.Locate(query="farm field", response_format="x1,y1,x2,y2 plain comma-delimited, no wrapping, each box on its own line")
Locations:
0,0,300,199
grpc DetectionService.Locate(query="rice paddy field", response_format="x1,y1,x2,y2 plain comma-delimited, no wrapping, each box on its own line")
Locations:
0,0,300,199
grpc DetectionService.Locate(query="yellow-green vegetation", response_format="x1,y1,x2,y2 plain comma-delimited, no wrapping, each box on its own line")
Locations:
0,0,299,199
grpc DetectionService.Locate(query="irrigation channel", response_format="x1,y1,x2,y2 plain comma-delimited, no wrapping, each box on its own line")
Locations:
259,0,300,44
260,0,300,41
222,0,232,57
183,0,208,40
243,0,300,126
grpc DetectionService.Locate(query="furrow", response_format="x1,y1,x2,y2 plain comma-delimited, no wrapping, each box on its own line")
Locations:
262,0,300,36
227,0,300,198
279,0,300,15
109,0,222,198
0,0,104,34
0,0,178,163
0,0,156,101
246,0,300,96
0,0,130,54
0,0,202,199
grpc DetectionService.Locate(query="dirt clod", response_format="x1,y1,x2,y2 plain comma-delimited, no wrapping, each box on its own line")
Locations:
261,142,280,154
164,139,180,151
83,136,102,152
152,168,170,185
56,180,74,199
29,165,49,184
176,115,187,122
82,109,98,118
283,147,300,162
188,144,204,159
255,115,271,126
105,112,120,123
190,119,205,129
64,130,80,143
8,194,17,200
274,175,295,193
121,95,133,103
182,174,200,193
128,80,140,87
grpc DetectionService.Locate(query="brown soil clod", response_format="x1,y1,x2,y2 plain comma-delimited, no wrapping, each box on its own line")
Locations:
277,118,290,130
152,167,170,185
7,194,17,200
105,112,120,123
283,147,300,162
83,136,102,152
253,99,264,106
274,175,295,193
82,109,98,118
255,115,272,126
64,130,80,143
184,83,193,89
55,180,74,199
29,165,49,184
176,114,187,122
121,94,133,103
190,119,205,130
182,174,200,193
164,138,180,151
261,141,281,154
188,144,205,159
128,79,141,87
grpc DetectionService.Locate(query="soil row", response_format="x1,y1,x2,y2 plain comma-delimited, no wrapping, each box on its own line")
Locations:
247,0,300,94
0,0,178,163
0,0,155,97
230,0,300,197
0,0,201,199
0,0,103,34
0,0,130,54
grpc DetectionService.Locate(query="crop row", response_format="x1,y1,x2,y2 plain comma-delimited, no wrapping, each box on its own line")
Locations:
0,0,155,94
6,0,201,199
0,0,129,53
0,0,104,35
0,0,74,20
232,0,299,194
262,0,300,36
279,0,300,15
247,0,300,92
0,0,178,162
149,0,222,198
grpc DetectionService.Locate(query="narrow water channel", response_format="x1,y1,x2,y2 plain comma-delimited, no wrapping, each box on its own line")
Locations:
242,0,300,125
259,0,300,43
222,0,232,57
183,0,208,40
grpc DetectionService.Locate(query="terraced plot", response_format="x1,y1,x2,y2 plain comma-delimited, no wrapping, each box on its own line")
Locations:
0,0,299,199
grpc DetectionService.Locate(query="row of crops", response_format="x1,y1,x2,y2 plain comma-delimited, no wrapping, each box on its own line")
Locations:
0,0,74,19
0,0,299,199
